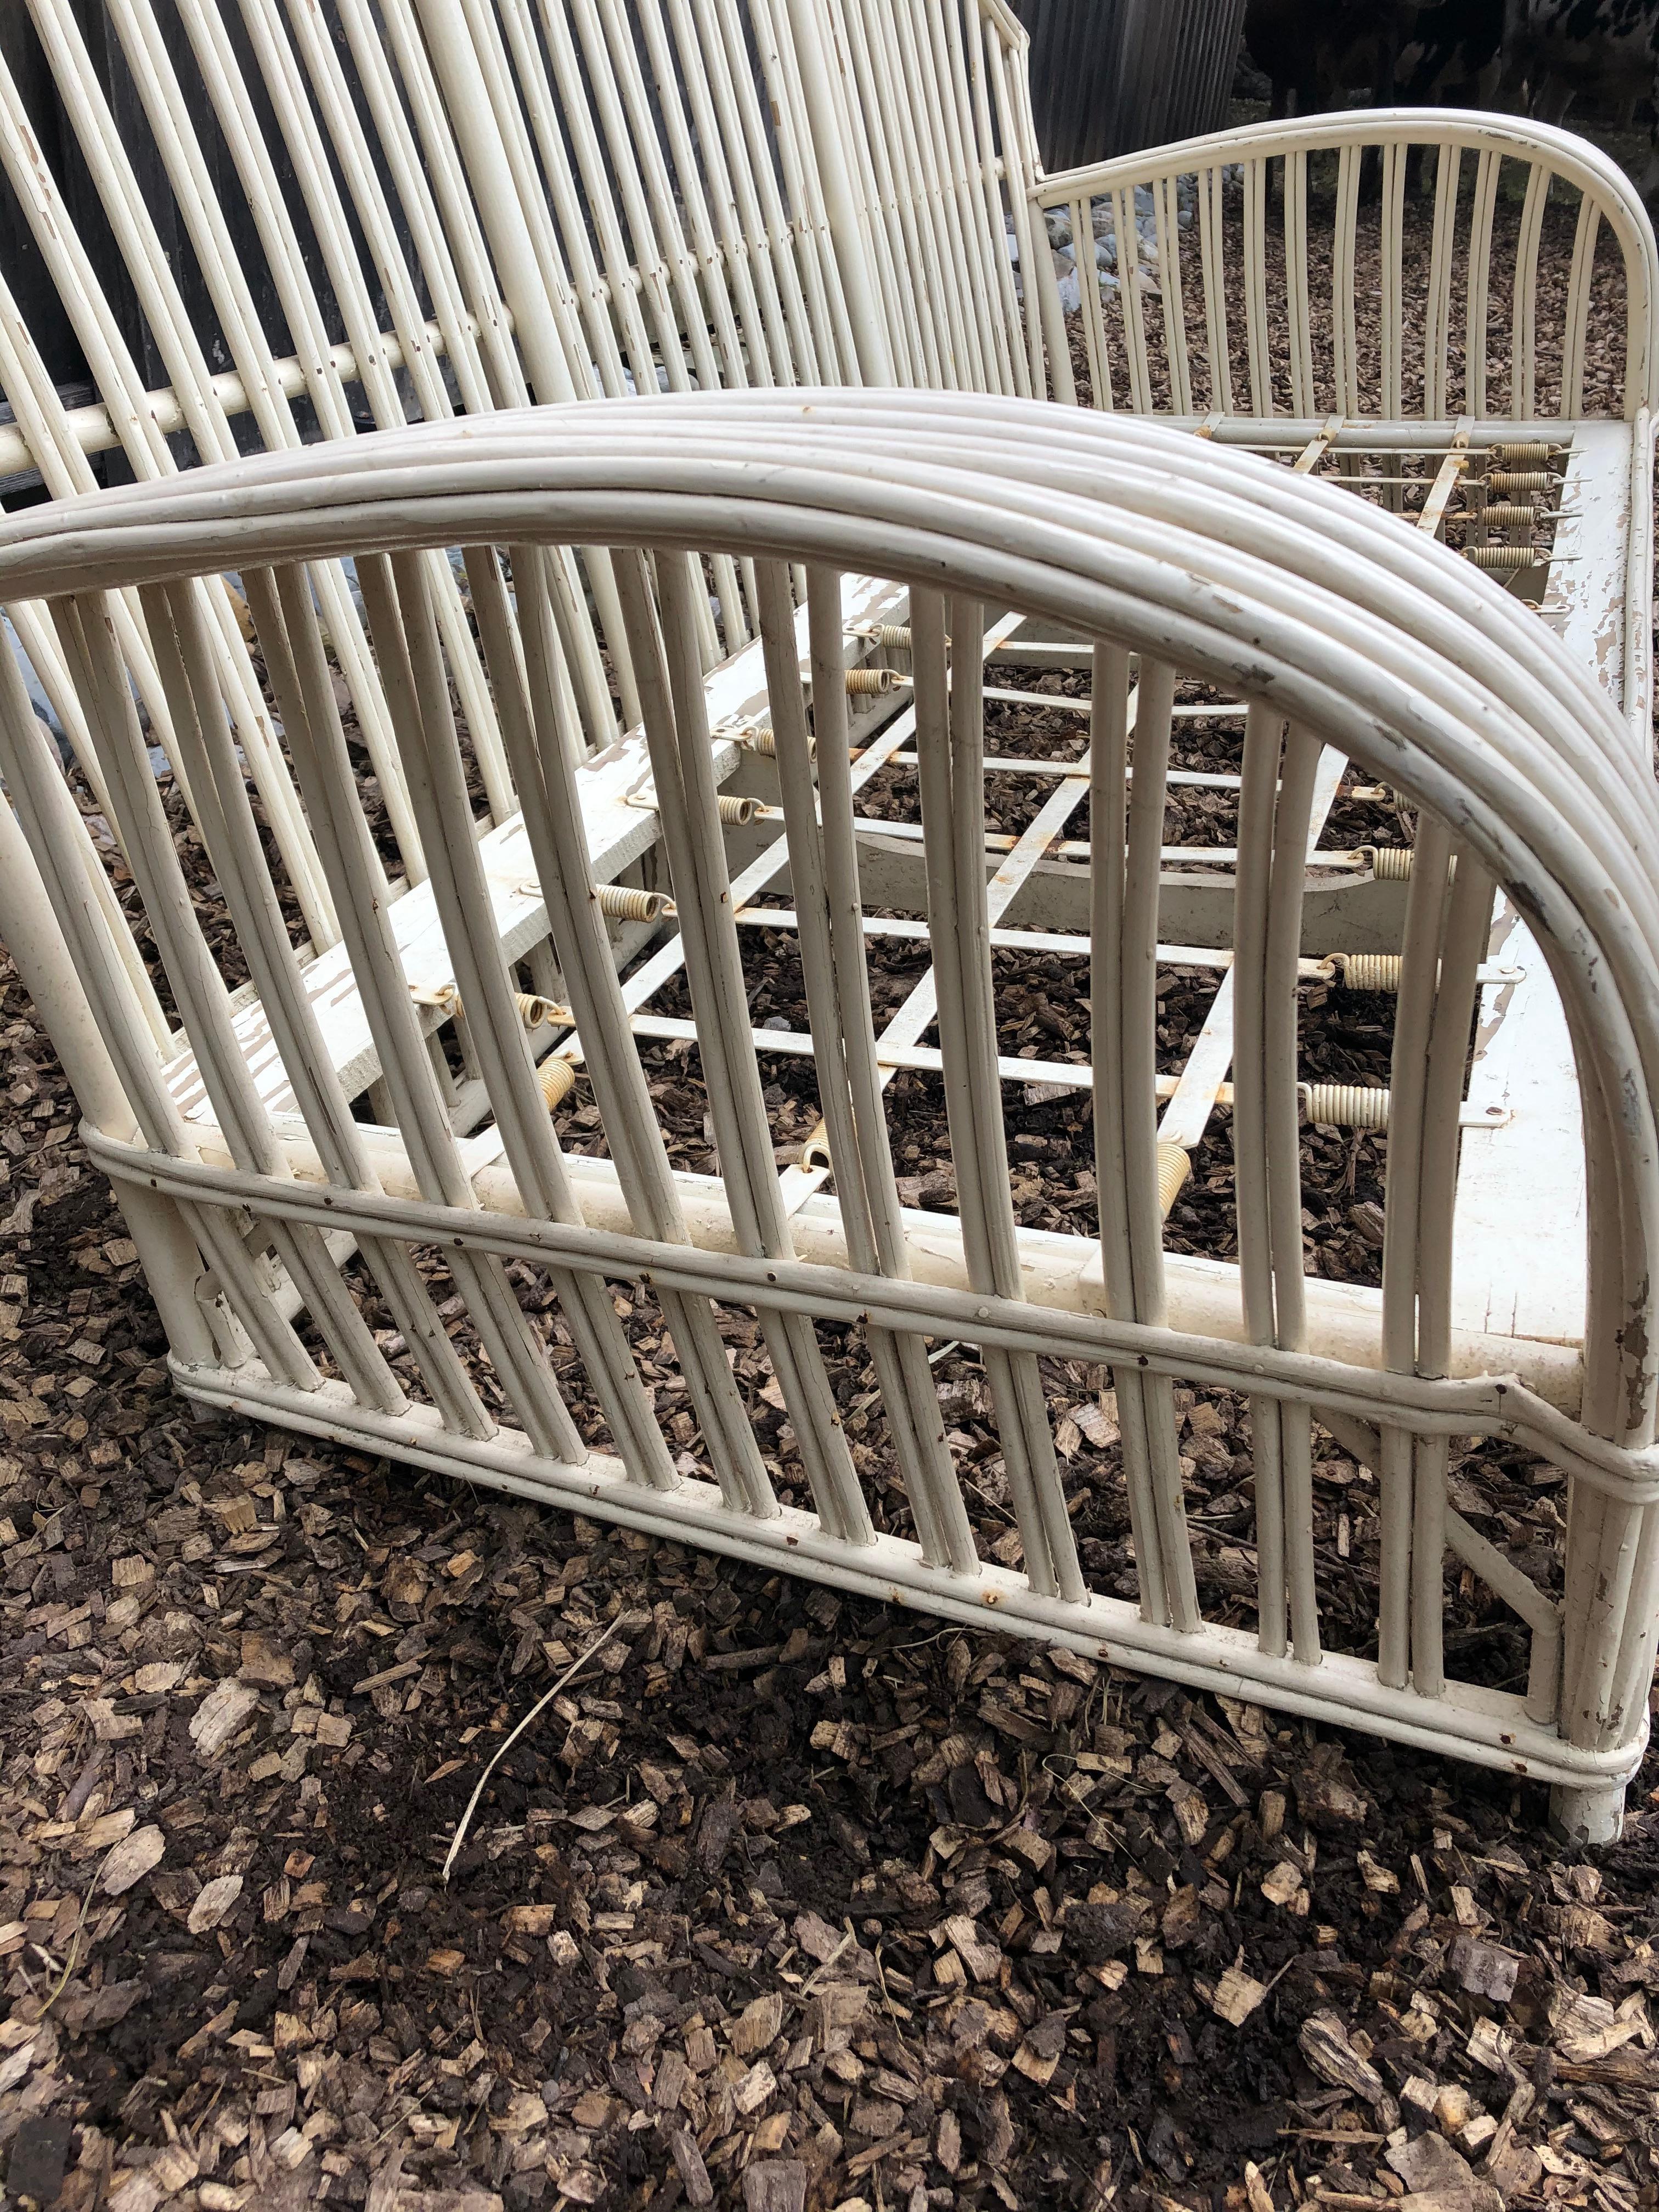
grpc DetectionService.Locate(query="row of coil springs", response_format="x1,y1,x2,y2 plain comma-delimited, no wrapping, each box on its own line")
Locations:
1460,439,1566,575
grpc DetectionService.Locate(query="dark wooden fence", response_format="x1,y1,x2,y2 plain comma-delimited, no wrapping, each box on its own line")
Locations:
1014,0,1248,170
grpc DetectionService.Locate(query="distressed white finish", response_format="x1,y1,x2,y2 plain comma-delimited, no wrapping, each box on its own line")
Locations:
1454,904,1586,1350
1451,424,1643,1361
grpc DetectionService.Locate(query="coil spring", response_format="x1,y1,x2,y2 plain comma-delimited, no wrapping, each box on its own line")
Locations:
740,723,817,762
1302,1082,1389,1130
1335,952,1402,992
513,990,568,1029
427,984,575,1032
1478,503,1548,529
1156,1141,1191,1218
717,793,758,825
1489,442,1559,467
799,1120,833,1172
1464,544,1539,571
1362,845,1413,881
1487,470,1555,494
596,882,670,923
845,666,899,695
538,1056,577,1110
863,624,912,650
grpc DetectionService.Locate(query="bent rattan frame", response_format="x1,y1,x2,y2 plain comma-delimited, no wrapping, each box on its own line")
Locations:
1,392,1656,1832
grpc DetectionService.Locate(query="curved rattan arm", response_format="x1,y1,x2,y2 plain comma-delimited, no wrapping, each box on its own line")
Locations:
1033,107,1659,422
2,390,1655,1818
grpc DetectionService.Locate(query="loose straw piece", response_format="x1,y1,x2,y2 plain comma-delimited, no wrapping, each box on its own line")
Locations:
441,1613,622,1884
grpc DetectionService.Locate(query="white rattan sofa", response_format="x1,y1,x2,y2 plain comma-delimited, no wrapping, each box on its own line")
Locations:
0,0,1656,1837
